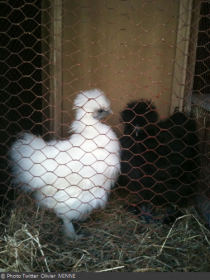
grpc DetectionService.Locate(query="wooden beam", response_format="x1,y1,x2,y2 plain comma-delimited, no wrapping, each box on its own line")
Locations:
42,0,63,139
170,0,193,114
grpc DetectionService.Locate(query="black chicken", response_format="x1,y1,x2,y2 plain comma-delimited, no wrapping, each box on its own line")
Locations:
118,99,199,223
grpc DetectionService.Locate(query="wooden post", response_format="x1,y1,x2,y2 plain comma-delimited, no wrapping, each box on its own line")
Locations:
42,0,63,139
170,0,193,114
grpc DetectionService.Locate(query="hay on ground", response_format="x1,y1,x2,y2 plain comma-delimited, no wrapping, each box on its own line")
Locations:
0,192,210,272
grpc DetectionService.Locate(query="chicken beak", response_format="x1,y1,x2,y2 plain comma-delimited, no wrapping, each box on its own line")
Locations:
103,109,113,118
135,125,141,137
94,108,113,120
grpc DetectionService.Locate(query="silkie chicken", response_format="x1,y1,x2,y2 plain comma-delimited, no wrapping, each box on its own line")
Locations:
9,89,121,239
118,99,199,223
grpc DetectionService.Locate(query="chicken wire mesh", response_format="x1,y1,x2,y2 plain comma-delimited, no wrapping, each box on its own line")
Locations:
1,0,210,273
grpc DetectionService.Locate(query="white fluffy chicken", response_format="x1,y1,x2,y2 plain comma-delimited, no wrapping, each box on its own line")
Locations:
10,89,120,239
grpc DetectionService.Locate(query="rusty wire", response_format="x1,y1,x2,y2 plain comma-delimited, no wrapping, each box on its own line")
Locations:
0,0,210,272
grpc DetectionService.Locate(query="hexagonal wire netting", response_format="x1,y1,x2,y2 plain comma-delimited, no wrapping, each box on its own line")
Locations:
0,0,210,273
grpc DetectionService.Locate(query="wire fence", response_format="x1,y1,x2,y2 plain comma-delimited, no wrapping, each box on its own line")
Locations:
0,0,210,273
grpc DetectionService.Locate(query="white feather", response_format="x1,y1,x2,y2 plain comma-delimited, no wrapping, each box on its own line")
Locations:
10,89,121,239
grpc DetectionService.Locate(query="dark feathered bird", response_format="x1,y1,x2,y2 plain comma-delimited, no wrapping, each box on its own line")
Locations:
118,99,199,223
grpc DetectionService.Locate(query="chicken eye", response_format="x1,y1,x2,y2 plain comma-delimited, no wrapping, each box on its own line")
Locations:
98,109,104,113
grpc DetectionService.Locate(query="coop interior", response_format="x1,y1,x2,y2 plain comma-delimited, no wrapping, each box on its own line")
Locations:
0,0,210,273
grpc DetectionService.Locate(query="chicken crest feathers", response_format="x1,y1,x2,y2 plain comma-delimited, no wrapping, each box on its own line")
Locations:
120,99,159,128
74,89,110,113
